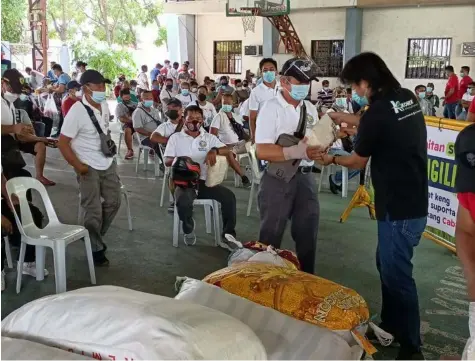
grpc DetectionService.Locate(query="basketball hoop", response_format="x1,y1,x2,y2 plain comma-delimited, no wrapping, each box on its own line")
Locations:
241,7,260,35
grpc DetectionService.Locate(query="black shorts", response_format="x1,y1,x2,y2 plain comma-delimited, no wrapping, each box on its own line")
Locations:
18,142,37,155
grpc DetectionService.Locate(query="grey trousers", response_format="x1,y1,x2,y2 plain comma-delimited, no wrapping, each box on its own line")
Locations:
78,161,122,253
258,171,320,274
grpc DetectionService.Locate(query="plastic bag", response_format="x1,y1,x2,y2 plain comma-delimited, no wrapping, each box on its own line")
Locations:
247,245,296,269
306,110,338,148
1,286,267,360
206,155,228,187
43,95,58,118
228,248,258,266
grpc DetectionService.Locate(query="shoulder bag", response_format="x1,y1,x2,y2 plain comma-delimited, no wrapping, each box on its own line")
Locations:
139,105,161,126
83,104,117,157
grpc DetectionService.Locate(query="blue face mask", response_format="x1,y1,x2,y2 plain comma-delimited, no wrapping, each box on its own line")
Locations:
91,91,106,103
221,104,233,113
19,94,28,101
153,85,160,90
263,71,276,83
143,100,154,107
181,89,189,96
288,84,310,101
335,97,346,108
426,87,433,93
352,91,368,107
418,92,426,99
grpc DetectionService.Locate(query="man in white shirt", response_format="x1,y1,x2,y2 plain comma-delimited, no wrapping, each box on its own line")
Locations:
175,82,197,108
189,85,217,130
255,57,324,274
160,78,178,113
210,94,251,187
164,105,238,249
459,82,475,120
239,98,250,128
25,67,44,90
249,58,279,142
58,70,121,267
132,90,162,153
169,62,180,91
137,65,149,97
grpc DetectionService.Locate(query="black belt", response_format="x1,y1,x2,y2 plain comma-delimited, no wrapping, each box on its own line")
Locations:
297,166,321,174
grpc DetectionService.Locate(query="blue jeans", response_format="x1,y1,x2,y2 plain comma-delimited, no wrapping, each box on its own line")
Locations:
376,216,427,353
443,102,457,119
328,148,360,185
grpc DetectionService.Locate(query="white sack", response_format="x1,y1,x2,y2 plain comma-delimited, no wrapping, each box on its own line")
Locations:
206,155,229,187
306,110,338,148
175,278,363,360
228,248,258,266
1,337,92,360
1,286,267,360
247,246,293,268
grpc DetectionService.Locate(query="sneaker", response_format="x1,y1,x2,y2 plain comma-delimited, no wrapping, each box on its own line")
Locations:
1,270,5,292
168,202,175,214
22,262,50,277
241,175,251,188
93,251,110,267
183,218,196,246
366,323,398,347
328,174,341,195
125,149,134,160
219,234,242,251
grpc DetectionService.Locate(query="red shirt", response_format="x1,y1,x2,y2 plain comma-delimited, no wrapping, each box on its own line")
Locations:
152,89,160,104
114,84,122,98
458,193,475,222
61,96,78,117
445,74,459,104
160,67,168,76
470,97,475,113
459,75,474,99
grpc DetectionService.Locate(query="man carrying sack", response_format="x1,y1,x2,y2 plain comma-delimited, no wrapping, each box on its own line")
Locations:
255,57,326,274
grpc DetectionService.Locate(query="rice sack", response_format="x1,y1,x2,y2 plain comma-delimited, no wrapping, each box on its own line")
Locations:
205,155,229,187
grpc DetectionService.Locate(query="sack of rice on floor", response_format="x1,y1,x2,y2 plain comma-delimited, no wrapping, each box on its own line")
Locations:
203,262,391,355
243,241,301,270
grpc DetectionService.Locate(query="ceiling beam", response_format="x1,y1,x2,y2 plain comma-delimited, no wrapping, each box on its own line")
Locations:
357,0,475,7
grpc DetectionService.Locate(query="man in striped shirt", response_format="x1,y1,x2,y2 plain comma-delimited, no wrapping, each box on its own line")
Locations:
317,79,333,108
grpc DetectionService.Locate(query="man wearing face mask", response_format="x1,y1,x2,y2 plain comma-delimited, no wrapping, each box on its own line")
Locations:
160,78,177,113
116,89,137,160
58,69,121,267
425,83,439,116
414,84,433,116
176,82,197,108
232,79,250,107
190,81,199,95
457,66,473,119
62,81,82,117
255,57,324,274
164,105,238,248
191,85,217,130
249,58,279,143
317,80,334,109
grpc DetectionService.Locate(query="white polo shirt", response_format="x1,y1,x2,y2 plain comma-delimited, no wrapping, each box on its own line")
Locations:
175,92,197,108
255,91,319,167
164,129,225,180
240,98,250,119
248,82,278,112
153,120,179,138
159,89,177,112
210,111,244,145
61,98,113,170
187,101,217,127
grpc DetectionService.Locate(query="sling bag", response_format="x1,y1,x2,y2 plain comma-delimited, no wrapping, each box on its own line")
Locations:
83,104,117,157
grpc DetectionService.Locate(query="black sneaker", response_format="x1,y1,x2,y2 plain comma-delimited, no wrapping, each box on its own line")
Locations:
328,175,341,194
396,349,425,360
93,250,109,267
168,202,175,214
241,175,251,188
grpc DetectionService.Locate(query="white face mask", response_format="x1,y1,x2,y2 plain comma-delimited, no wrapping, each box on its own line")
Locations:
236,86,242,91
3,92,18,102
75,90,82,97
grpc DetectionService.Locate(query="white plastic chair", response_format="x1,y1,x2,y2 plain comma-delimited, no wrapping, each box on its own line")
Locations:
233,152,250,187
6,177,96,294
78,184,133,231
3,236,13,268
134,133,161,177
158,145,173,207
318,165,349,198
118,127,124,154
172,199,221,247
246,144,262,217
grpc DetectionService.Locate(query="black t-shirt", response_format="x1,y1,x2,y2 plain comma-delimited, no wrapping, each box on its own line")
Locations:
354,87,428,221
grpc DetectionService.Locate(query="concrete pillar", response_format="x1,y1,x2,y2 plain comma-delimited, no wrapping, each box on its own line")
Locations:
166,15,196,67
344,8,363,64
262,18,279,58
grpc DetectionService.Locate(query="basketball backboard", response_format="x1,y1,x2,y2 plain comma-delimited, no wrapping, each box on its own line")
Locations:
226,0,290,17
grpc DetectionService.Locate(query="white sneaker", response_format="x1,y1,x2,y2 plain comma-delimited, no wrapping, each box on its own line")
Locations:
22,262,49,277
1,270,5,292
218,234,243,252
183,218,196,246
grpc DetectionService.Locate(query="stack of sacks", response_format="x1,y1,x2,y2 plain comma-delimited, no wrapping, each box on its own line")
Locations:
203,262,393,357
2,337,92,360
206,155,229,187
1,286,267,360
175,277,362,360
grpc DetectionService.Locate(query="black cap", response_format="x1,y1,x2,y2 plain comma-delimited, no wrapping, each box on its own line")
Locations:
455,123,475,193
67,80,81,90
76,61,87,67
79,69,111,86
168,98,183,107
2,68,27,94
281,57,319,83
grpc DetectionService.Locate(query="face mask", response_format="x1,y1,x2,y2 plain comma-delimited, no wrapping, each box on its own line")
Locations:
185,120,201,132
191,87,198,93
222,104,233,113
143,100,154,107
166,109,179,120
19,94,28,101
3,92,18,102
163,84,171,91
130,90,136,96
221,82,228,87
418,92,426,99
263,71,276,83
323,86,330,91
460,72,465,78
243,83,248,88
426,87,433,93
198,93,207,102
335,97,346,108
236,86,242,91
91,91,106,103
352,90,368,107
181,89,189,96
286,83,309,101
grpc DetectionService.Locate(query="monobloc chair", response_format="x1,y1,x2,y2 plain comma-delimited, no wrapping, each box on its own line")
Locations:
158,146,173,207
172,200,221,247
6,177,96,294
3,236,13,268
318,165,349,198
134,133,161,177
246,144,262,216
233,152,250,187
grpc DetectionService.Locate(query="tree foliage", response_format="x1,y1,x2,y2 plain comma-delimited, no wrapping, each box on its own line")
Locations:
47,0,87,42
1,0,27,42
71,41,137,81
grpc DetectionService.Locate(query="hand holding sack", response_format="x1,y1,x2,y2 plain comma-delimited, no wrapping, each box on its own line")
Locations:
306,110,339,148
205,155,228,187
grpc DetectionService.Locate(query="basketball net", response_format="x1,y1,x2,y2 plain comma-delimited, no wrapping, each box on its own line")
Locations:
241,8,259,35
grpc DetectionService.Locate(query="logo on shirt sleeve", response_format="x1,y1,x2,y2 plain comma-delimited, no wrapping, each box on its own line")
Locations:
306,114,316,127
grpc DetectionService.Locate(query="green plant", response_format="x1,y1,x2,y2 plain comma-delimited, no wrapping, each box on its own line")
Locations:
1,0,27,42
72,42,136,81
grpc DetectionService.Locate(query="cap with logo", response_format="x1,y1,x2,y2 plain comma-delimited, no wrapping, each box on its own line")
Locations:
455,123,475,193
66,80,81,90
281,57,319,83
79,69,111,86
2,68,27,94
